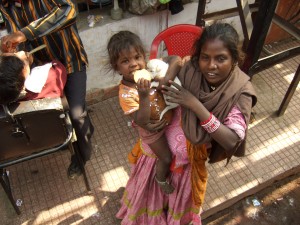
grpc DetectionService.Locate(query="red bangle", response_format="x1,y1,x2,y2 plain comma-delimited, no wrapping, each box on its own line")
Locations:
200,112,213,125
201,114,221,133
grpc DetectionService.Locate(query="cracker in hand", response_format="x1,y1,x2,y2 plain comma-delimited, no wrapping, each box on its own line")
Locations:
133,69,152,83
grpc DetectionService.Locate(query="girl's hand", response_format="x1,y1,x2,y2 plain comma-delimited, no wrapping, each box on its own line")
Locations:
162,80,198,109
136,78,151,98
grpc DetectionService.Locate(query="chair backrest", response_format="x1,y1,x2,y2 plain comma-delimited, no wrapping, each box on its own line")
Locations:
0,97,72,168
149,24,204,59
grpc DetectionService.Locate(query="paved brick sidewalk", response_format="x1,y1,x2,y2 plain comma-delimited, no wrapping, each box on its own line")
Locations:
1,39,299,225
202,172,300,225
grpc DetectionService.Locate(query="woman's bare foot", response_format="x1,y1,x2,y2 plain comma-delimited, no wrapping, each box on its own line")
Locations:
155,176,175,194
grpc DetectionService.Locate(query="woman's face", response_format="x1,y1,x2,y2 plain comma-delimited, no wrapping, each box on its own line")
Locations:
199,38,234,87
3,51,33,78
116,46,146,84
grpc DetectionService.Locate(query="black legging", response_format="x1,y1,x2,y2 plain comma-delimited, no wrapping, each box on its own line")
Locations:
64,66,94,164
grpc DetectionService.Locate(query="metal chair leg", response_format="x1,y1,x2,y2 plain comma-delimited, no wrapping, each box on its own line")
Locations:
277,64,300,116
68,142,91,192
0,168,21,215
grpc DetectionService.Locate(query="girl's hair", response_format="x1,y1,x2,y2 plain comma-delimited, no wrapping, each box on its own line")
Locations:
191,23,244,67
0,55,25,104
107,31,146,71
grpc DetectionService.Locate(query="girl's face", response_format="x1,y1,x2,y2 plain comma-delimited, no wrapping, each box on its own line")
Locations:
116,46,146,84
199,38,234,87
3,51,33,78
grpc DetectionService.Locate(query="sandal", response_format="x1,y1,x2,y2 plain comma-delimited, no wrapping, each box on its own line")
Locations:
155,176,175,194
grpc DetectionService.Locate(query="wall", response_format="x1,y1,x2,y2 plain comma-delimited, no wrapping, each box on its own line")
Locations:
265,0,300,44
80,0,254,104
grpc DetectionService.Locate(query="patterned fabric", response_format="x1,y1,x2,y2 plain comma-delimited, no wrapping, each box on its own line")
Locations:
1,0,22,7
223,105,247,140
141,107,189,168
186,105,246,209
0,0,88,74
118,83,247,224
119,83,166,145
186,141,208,208
119,83,139,115
119,83,188,167
116,107,201,225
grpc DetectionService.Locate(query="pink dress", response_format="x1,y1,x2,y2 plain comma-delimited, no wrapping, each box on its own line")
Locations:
116,107,200,225
117,84,247,225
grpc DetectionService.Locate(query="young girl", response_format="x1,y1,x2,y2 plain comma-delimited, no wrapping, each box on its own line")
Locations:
107,31,182,194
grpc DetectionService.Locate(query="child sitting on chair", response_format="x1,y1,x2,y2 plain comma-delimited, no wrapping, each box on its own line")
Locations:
0,51,67,104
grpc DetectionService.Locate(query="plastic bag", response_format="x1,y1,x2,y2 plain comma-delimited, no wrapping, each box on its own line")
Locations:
128,0,162,15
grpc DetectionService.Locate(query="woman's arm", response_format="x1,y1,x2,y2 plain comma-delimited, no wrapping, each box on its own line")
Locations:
162,81,242,150
190,97,242,150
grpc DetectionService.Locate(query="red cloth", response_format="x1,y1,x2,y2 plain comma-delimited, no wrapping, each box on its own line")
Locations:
23,60,67,100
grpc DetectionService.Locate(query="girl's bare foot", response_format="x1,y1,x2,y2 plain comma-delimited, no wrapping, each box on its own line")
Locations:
155,176,175,194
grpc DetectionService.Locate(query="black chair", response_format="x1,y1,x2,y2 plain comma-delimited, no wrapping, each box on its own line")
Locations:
0,97,91,215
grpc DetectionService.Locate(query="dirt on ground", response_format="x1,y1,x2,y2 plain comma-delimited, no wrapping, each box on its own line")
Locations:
202,172,300,225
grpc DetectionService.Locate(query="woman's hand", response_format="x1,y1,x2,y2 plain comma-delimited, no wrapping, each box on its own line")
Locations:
162,80,198,109
152,76,168,91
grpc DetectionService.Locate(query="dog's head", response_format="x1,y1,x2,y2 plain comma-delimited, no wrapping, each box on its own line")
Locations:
147,59,169,79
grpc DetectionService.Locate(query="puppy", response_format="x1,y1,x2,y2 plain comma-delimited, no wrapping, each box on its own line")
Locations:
133,59,181,120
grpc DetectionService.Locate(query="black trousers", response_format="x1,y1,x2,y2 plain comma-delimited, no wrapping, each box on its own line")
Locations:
64,67,94,164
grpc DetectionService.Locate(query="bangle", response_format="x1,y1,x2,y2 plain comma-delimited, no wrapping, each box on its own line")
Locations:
200,112,213,125
201,113,221,133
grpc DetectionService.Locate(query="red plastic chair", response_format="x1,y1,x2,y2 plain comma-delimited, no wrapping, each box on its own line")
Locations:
149,24,204,59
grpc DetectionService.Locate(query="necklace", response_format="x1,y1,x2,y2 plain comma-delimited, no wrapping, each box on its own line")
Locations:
210,86,216,91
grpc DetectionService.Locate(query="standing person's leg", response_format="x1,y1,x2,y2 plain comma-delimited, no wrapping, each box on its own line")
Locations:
64,66,94,179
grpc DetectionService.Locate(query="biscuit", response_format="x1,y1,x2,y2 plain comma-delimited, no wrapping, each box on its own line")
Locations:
133,69,152,83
